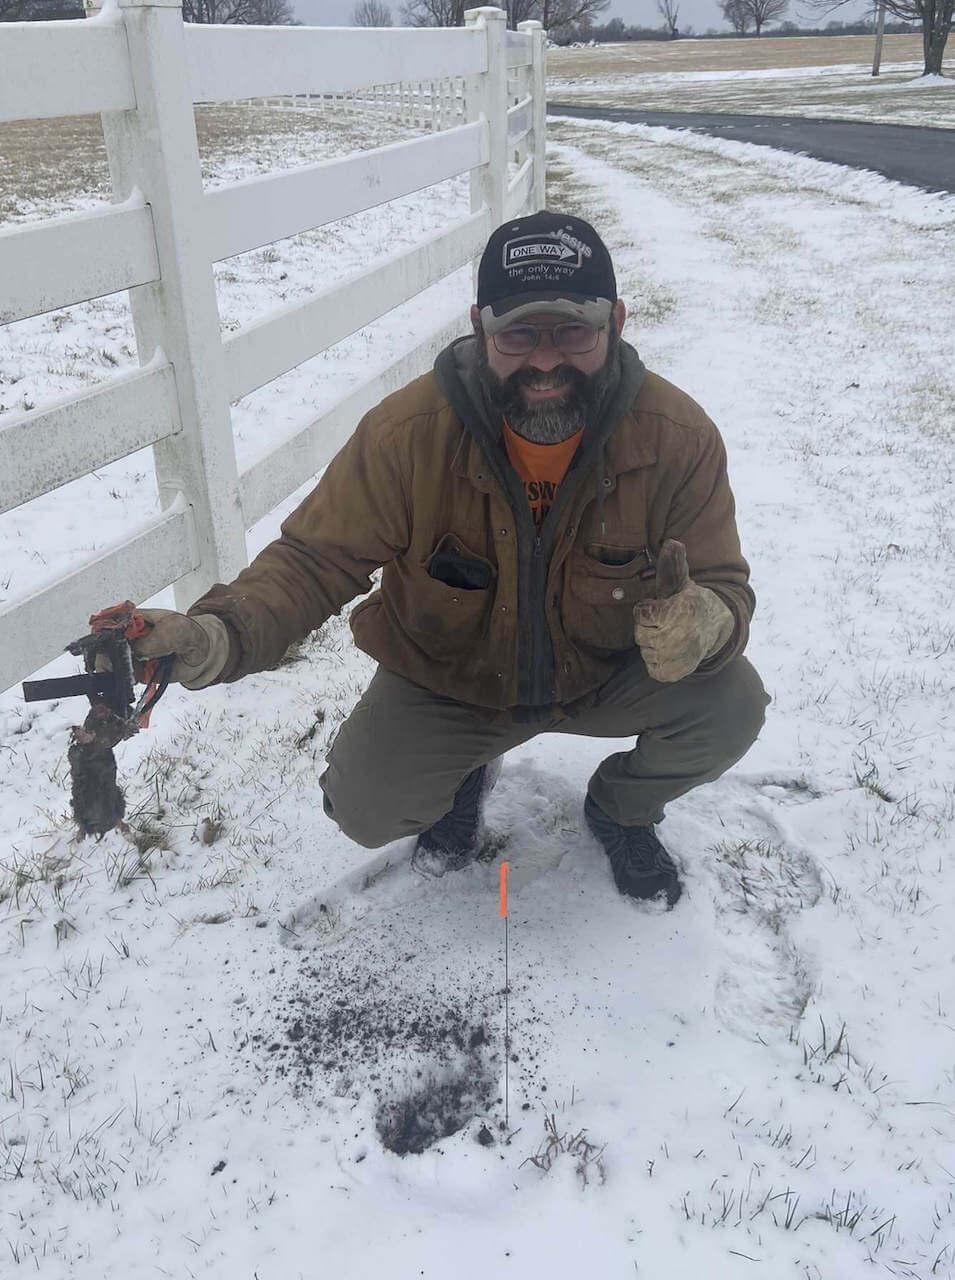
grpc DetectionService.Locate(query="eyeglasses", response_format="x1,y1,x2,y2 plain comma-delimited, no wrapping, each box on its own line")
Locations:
492,322,604,357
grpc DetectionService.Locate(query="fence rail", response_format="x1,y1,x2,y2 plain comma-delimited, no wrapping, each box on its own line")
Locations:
185,24,487,101
205,121,487,261
0,4,546,694
4,502,197,699
0,361,179,516
0,17,134,122
223,210,489,403
0,201,159,325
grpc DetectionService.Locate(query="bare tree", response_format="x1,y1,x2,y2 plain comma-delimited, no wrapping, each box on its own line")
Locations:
399,0,608,31
539,0,611,35
720,0,752,32
1,0,296,15
506,0,538,26
183,0,294,20
740,0,788,34
352,0,392,23
657,0,680,36
808,0,950,72
400,0,465,24
1,0,81,17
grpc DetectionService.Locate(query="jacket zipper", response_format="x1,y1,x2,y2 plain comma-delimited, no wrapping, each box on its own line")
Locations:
530,533,548,706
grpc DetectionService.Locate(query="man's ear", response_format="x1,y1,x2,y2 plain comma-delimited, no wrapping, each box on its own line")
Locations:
470,304,482,332
613,299,627,335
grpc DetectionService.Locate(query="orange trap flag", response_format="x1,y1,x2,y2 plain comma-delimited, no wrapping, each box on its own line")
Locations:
499,860,509,917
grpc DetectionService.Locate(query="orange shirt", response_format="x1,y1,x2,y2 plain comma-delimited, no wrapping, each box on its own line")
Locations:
502,422,584,528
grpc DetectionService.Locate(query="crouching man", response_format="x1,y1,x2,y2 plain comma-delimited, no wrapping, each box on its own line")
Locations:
126,211,769,908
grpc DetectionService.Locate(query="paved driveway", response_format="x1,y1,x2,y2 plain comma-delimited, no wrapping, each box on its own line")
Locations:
548,103,955,195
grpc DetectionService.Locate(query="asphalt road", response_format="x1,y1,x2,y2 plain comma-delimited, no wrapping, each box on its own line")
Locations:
547,103,955,196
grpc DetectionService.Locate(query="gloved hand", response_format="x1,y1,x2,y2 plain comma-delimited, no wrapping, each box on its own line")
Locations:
634,540,734,683
132,610,231,690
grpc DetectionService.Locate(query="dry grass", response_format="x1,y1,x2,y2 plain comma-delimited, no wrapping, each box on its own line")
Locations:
0,114,108,221
0,100,410,224
548,33,941,78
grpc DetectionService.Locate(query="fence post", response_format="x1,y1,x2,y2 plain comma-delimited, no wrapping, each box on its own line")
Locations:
465,6,507,240
518,18,546,213
85,0,247,609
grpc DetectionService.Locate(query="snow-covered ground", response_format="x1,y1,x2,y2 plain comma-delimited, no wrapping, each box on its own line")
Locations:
3,107,955,1277
548,60,955,129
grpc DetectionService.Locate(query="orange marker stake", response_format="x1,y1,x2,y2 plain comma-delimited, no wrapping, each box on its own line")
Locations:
499,861,510,1129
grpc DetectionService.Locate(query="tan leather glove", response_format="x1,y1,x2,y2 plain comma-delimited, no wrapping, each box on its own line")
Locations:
132,610,231,690
634,540,735,683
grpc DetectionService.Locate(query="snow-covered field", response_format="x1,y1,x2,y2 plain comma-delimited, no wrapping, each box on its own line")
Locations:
3,106,955,1277
548,59,955,129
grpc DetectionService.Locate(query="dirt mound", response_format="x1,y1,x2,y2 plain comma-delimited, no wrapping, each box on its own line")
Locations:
251,944,502,1155
376,1063,497,1155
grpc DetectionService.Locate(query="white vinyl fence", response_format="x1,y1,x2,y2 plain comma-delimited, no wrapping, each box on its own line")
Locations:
0,3,546,693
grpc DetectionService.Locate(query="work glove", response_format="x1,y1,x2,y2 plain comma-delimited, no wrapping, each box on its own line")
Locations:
634,540,735,683
132,609,231,690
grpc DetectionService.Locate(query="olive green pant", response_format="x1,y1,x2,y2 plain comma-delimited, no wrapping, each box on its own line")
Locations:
320,655,770,848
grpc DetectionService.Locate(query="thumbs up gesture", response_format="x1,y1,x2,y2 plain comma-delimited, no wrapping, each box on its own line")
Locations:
634,540,735,683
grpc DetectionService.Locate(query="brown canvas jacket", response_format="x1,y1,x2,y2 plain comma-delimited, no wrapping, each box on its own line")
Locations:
189,336,755,712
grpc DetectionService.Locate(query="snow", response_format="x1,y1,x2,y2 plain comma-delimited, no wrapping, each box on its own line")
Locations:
83,0,121,23
896,72,952,88
559,59,935,86
549,58,955,129
3,105,955,1276
555,60,926,87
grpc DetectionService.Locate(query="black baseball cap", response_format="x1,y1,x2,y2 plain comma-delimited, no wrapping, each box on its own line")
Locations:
476,210,617,335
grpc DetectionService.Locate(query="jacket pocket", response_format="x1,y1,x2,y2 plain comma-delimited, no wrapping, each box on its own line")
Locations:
405,534,496,656
426,532,494,591
562,541,654,653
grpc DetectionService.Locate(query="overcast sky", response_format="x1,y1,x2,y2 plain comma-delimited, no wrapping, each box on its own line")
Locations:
294,0,868,36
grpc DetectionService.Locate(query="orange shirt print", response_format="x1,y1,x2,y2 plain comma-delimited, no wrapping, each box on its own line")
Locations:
502,422,584,528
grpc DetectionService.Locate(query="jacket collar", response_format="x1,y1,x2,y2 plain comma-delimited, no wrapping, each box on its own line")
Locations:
450,430,498,494
602,406,657,477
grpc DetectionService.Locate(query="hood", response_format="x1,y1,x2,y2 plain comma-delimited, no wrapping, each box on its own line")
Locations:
434,332,646,462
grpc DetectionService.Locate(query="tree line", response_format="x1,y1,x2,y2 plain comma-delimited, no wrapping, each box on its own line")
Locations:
571,14,918,40
0,0,295,19
354,0,946,70
353,0,612,33
3,0,948,77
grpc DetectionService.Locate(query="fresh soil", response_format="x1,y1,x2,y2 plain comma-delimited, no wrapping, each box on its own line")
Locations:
376,1065,496,1155
250,929,505,1156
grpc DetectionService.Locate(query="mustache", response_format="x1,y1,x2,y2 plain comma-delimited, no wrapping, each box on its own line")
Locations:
499,364,589,395
509,368,576,386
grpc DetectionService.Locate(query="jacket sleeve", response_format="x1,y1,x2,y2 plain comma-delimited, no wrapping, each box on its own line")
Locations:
664,418,755,674
187,408,412,681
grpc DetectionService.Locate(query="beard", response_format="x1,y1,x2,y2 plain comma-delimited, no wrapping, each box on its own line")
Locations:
476,324,619,445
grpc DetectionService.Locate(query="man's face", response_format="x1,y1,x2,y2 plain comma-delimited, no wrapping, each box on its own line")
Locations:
471,300,627,445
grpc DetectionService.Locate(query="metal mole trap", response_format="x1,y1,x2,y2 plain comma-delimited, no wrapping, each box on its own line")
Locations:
23,602,172,839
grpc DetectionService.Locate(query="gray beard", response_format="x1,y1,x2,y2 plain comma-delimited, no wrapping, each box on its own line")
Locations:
476,332,618,444
506,396,585,444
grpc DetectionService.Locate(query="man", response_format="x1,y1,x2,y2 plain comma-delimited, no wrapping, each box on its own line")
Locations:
130,211,769,908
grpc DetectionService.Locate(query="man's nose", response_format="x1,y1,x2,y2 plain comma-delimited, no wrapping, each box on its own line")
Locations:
525,336,564,371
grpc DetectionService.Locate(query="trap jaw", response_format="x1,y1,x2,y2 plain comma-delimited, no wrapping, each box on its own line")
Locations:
22,600,170,728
